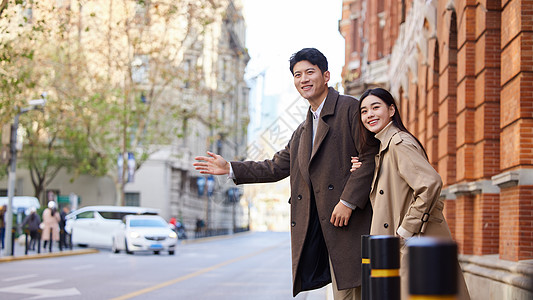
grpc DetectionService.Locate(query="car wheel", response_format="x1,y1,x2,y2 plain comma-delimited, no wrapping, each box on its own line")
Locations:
169,250,175,255
125,240,133,255
153,251,160,255
112,239,119,254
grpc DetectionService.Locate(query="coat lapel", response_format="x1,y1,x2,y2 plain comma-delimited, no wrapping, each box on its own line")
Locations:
298,110,313,188
370,125,401,194
310,88,337,162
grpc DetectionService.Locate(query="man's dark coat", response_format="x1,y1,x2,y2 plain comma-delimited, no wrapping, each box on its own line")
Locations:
232,87,378,296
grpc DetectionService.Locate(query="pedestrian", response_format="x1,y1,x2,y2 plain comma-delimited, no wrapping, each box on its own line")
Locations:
59,205,70,250
21,207,41,251
0,205,6,250
351,87,470,299
41,201,60,252
194,48,379,299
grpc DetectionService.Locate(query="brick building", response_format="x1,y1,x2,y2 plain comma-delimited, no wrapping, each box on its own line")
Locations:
339,0,532,298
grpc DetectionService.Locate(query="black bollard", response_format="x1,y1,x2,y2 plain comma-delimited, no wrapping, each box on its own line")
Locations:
24,230,29,255
48,231,52,252
361,235,372,300
408,237,458,299
37,231,41,254
10,228,15,256
370,235,400,300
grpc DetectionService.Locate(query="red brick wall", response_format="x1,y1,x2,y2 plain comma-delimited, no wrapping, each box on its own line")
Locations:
500,186,533,260
455,194,474,254
443,198,456,238
473,193,500,255
340,0,533,261
498,0,533,261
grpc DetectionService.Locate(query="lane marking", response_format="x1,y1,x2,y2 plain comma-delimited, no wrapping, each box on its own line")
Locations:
0,279,81,298
111,242,285,300
2,274,38,282
71,264,94,271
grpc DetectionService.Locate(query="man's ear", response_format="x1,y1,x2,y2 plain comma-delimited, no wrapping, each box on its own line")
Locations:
324,70,330,83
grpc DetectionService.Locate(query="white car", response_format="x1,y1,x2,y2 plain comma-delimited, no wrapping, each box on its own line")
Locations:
65,206,160,248
112,215,177,255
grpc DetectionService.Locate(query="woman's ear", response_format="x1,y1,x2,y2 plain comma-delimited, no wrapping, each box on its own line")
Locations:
389,104,396,118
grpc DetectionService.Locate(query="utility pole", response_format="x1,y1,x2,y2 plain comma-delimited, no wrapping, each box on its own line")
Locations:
4,95,46,256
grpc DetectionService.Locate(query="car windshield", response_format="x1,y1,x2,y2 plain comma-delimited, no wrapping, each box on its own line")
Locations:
129,219,167,228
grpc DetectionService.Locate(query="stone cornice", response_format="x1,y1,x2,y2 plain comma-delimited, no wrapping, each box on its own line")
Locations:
492,169,533,189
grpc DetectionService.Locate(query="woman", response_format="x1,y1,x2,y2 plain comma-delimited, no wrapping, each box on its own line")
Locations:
351,88,470,299
22,207,41,251
41,201,60,251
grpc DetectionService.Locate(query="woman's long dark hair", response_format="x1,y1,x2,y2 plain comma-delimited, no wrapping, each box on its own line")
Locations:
357,88,427,158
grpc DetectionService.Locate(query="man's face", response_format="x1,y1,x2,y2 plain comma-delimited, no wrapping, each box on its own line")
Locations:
292,60,330,103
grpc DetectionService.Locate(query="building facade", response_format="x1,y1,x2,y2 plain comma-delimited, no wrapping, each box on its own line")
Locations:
340,0,532,298
0,0,250,235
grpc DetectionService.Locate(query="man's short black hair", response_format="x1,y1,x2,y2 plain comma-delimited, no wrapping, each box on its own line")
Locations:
289,48,328,75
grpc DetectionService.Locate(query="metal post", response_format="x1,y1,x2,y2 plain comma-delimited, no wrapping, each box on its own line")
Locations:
5,114,19,256
408,237,458,299
370,235,401,300
4,95,46,256
361,235,372,300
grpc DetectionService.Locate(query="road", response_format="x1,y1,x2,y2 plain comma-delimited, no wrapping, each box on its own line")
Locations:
0,231,330,299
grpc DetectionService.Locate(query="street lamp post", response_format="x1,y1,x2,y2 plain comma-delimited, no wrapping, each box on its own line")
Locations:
4,95,46,256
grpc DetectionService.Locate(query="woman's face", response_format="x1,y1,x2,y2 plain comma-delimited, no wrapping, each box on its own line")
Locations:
360,95,395,133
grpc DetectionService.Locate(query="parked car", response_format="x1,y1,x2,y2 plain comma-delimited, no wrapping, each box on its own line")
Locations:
65,206,159,248
0,196,41,215
112,215,177,255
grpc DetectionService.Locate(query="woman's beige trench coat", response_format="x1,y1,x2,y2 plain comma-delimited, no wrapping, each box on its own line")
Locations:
369,124,470,300
41,208,60,241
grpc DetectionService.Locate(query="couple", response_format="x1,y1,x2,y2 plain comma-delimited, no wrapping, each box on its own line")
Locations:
194,48,469,300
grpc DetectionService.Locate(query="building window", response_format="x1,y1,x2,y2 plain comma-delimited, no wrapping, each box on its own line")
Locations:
222,59,228,82
125,192,140,206
351,18,359,54
134,0,151,25
132,55,149,84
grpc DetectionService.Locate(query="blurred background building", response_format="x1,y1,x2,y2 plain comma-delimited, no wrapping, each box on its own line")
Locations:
0,0,250,235
339,0,532,298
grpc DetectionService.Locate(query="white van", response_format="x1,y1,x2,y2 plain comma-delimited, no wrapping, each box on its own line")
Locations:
0,196,41,214
65,205,159,248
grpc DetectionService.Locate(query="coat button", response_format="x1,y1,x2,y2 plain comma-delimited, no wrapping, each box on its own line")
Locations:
291,222,296,227
379,190,384,195
384,223,389,228
328,185,334,190
297,195,302,200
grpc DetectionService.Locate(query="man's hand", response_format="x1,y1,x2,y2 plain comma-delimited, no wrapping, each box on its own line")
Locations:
330,201,353,227
193,151,230,175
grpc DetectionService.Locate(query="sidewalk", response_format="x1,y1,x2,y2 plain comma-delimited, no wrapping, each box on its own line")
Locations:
0,237,98,263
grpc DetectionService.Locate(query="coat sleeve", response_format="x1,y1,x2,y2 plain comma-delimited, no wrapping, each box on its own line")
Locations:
231,132,293,185
339,108,380,209
391,136,443,234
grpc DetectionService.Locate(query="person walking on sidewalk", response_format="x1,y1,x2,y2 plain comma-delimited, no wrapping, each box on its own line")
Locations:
41,201,60,252
194,48,379,299
22,207,41,251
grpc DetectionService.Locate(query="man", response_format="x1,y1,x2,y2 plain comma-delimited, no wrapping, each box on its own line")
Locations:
59,206,70,250
194,48,378,299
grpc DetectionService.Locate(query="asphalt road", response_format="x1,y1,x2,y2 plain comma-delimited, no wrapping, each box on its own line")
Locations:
0,231,330,299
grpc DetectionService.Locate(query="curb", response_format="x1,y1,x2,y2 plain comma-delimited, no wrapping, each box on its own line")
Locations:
0,248,99,263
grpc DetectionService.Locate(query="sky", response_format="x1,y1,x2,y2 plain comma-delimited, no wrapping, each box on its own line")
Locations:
241,0,345,98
